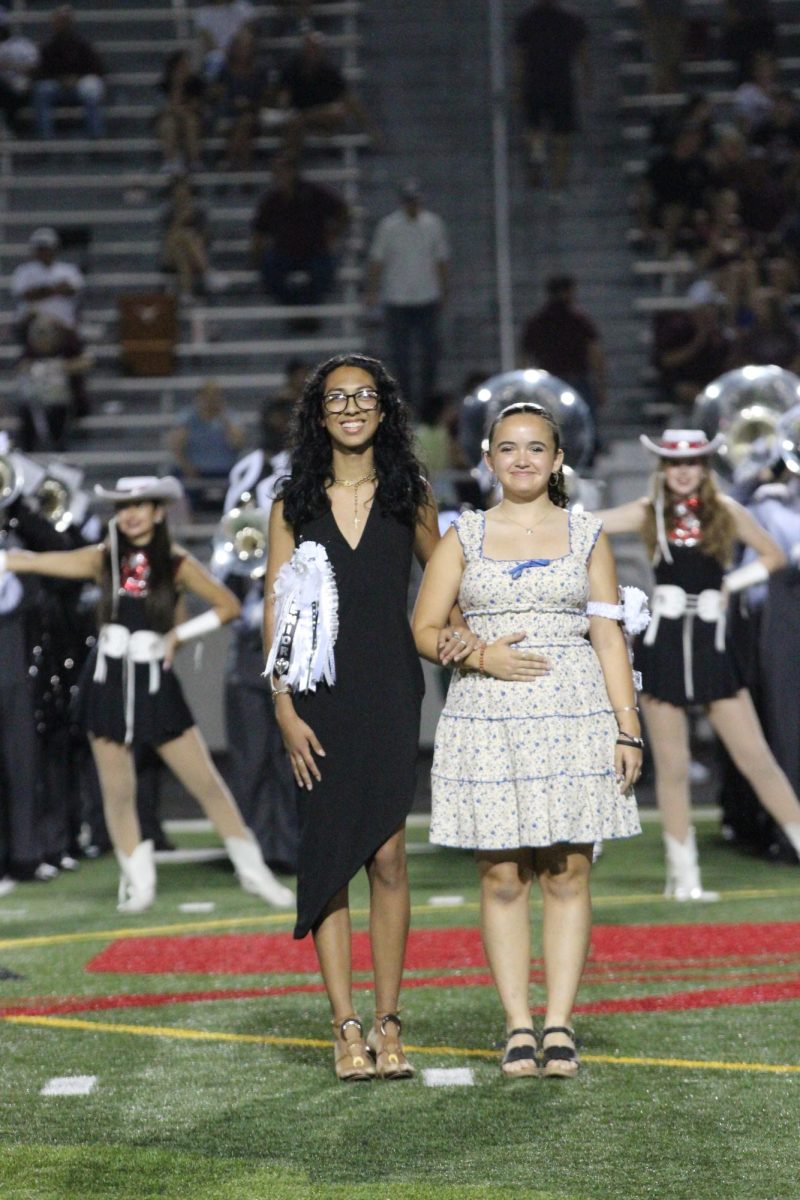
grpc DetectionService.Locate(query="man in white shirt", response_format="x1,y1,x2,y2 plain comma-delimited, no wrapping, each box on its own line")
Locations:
10,227,84,335
366,180,450,410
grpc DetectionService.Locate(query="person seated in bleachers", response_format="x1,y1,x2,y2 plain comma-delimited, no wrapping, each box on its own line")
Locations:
258,358,307,451
166,379,247,512
0,7,39,135
159,174,228,301
275,30,379,149
211,26,273,170
194,0,256,83
751,87,800,193
637,0,686,96
638,124,713,254
250,151,349,312
652,280,734,412
732,50,779,135
14,312,91,451
731,287,800,373
10,227,84,339
720,0,777,85
155,49,207,175
31,5,105,139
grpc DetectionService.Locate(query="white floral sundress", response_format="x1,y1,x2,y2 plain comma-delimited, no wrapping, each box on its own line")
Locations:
429,508,642,849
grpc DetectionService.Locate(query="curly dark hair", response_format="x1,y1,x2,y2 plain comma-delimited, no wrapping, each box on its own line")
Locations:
486,402,569,508
279,353,429,530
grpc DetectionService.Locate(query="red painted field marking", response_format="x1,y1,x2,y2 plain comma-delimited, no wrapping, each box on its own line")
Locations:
84,921,800,977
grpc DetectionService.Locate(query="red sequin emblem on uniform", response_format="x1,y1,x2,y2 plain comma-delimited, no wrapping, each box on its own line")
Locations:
669,495,703,546
119,550,150,596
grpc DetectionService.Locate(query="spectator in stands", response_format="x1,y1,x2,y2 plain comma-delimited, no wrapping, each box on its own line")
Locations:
251,152,349,312
648,92,714,153
752,88,800,192
638,123,712,254
415,390,469,484
511,0,590,194
156,49,207,175
365,180,450,412
720,0,777,85
166,379,247,511
31,5,105,139
259,358,307,451
732,51,779,134
276,30,379,149
0,8,39,135
732,287,800,372
14,312,91,451
520,274,607,459
638,0,686,95
194,0,256,83
10,227,84,338
211,26,272,170
159,174,228,300
652,279,733,411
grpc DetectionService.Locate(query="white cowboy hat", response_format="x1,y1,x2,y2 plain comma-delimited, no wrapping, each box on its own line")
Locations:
639,429,725,458
93,475,184,504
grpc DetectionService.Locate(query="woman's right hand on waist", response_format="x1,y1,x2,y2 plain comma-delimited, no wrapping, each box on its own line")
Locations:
275,701,326,790
481,632,550,682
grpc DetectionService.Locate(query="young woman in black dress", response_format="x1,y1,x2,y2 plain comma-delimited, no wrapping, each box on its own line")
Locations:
599,430,800,897
0,476,294,914
264,354,471,1081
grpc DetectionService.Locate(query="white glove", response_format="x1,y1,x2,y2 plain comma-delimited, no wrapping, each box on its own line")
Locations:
173,609,222,644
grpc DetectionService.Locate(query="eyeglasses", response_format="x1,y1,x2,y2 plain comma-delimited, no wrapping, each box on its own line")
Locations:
322,387,380,413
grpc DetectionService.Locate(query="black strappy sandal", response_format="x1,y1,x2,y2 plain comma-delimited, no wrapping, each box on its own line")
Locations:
541,1025,580,1079
501,1027,540,1078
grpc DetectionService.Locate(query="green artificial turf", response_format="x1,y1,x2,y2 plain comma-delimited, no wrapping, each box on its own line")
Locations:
1,820,799,1200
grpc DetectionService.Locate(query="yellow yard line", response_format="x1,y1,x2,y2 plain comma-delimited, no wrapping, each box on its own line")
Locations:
5,1013,800,1075
2,885,800,952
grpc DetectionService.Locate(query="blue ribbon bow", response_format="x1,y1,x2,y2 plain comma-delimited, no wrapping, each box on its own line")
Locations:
507,558,551,580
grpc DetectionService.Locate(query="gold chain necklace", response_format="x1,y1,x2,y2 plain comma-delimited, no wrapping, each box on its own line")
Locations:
499,504,552,536
333,469,377,527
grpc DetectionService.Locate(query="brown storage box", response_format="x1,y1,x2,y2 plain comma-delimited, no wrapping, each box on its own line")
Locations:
118,293,178,376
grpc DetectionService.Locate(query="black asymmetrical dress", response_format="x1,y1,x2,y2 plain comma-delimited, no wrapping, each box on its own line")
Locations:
291,502,424,939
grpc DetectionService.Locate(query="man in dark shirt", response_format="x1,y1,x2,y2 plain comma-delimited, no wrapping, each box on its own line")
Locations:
512,0,590,193
520,275,607,458
251,152,349,309
640,124,711,251
31,5,105,138
277,31,378,148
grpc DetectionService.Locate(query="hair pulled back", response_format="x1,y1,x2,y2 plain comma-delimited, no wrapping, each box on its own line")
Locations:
486,402,569,508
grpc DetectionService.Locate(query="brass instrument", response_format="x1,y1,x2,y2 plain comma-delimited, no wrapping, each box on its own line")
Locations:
693,365,800,477
0,454,20,509
211,506,270,579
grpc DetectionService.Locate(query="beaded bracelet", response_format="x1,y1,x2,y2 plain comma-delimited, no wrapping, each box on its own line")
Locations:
478,643,487,674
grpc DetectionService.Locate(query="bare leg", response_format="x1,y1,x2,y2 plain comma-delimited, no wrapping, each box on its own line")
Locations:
477,848,536,1070
640,695,692,840
155,726,246,839
366,825,410,1016
312,886,354,1020
536,843,593,1043
89,736,139,854
708,690,800,826
156,107,180,162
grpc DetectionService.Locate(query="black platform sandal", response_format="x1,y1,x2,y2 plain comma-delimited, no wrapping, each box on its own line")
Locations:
501,1027,540,1078
541,1026,580,1079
